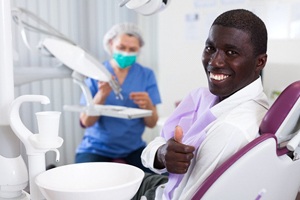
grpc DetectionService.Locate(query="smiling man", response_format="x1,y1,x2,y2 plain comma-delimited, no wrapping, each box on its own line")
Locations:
132,9,269,200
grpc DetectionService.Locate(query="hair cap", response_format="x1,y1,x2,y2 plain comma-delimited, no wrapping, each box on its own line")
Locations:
103,22,144,54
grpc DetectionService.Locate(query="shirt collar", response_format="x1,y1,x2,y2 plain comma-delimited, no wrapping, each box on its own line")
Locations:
211,77,267,117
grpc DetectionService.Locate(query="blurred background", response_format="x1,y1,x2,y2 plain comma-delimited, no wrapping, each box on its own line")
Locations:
11,0,300,167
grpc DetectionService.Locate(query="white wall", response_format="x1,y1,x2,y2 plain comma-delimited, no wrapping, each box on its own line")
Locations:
156,0,300,118
157,1,207,118
264,40,300,103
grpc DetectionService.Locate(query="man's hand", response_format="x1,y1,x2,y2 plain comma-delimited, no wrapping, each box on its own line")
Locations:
155,126,195,174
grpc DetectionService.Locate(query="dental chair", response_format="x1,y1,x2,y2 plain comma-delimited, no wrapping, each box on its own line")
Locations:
192,80,300,200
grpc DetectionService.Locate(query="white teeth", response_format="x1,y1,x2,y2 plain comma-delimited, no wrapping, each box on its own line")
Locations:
210,73,229,81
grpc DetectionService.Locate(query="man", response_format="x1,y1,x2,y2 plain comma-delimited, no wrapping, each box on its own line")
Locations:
133,9,269,200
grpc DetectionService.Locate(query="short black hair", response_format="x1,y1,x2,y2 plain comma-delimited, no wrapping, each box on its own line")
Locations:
212,9,267,57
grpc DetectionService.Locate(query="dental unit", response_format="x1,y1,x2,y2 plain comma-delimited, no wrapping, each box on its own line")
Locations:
9,95,63,200
0,1,166,199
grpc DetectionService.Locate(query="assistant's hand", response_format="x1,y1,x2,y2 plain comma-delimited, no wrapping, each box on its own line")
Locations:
80,81,112,127
130,92,154,109
93,81,112,104
155,126,195,174
130,91,158,128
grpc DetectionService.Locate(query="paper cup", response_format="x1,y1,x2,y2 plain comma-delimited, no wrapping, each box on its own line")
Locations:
36,111,61,142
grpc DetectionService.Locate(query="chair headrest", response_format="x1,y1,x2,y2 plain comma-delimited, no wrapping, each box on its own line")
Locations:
259,80,300,137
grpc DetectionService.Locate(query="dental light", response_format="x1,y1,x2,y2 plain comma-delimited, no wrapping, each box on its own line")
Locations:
11,7,123,100
119,0,172,16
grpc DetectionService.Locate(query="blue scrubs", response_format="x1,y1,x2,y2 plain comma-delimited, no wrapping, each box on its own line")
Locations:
76,61,161,160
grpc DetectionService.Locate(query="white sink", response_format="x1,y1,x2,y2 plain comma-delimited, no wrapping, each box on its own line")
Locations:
35,162,144,200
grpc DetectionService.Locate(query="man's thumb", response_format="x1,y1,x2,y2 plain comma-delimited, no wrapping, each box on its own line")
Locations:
174,126,183,143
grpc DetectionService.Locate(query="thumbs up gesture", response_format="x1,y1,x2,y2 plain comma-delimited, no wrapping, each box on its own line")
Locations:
154,126,196,174
174,126,183,143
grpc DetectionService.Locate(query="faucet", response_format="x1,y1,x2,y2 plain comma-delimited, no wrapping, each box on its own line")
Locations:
9,95,63,200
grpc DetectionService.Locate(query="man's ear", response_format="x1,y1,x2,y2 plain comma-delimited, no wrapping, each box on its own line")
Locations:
256,53,268,73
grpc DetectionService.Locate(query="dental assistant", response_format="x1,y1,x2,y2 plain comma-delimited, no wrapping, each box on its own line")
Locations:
75,23,161,173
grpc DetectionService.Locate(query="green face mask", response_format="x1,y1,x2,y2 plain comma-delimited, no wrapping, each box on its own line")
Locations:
113,51,137,69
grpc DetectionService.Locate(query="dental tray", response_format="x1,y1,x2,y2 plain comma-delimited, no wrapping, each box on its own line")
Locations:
63,104,153,119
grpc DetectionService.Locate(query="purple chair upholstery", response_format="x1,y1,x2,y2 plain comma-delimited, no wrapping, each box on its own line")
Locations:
260,80,300,136
192,80,300,200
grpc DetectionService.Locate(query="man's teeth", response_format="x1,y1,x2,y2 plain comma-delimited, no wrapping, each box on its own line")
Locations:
210,73,229,81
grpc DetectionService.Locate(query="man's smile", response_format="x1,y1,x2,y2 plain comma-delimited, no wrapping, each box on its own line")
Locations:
209,72,229,81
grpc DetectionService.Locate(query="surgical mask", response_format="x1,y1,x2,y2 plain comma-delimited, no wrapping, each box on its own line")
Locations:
113,50,137,69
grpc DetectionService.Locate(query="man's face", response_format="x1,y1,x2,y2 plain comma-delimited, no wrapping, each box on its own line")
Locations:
202,25,264,100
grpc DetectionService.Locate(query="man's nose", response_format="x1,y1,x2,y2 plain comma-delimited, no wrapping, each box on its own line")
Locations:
208,51,225,67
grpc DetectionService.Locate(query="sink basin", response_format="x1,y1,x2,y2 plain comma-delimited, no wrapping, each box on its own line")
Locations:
35,162,144,200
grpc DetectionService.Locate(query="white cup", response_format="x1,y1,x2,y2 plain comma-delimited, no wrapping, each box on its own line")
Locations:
36,111,61,142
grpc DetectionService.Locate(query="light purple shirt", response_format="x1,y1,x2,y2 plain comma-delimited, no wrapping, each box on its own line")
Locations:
160,88,219,199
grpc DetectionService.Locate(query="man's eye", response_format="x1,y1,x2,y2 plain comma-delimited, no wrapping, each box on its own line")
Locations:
205,46,215,52
227,50,237,55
